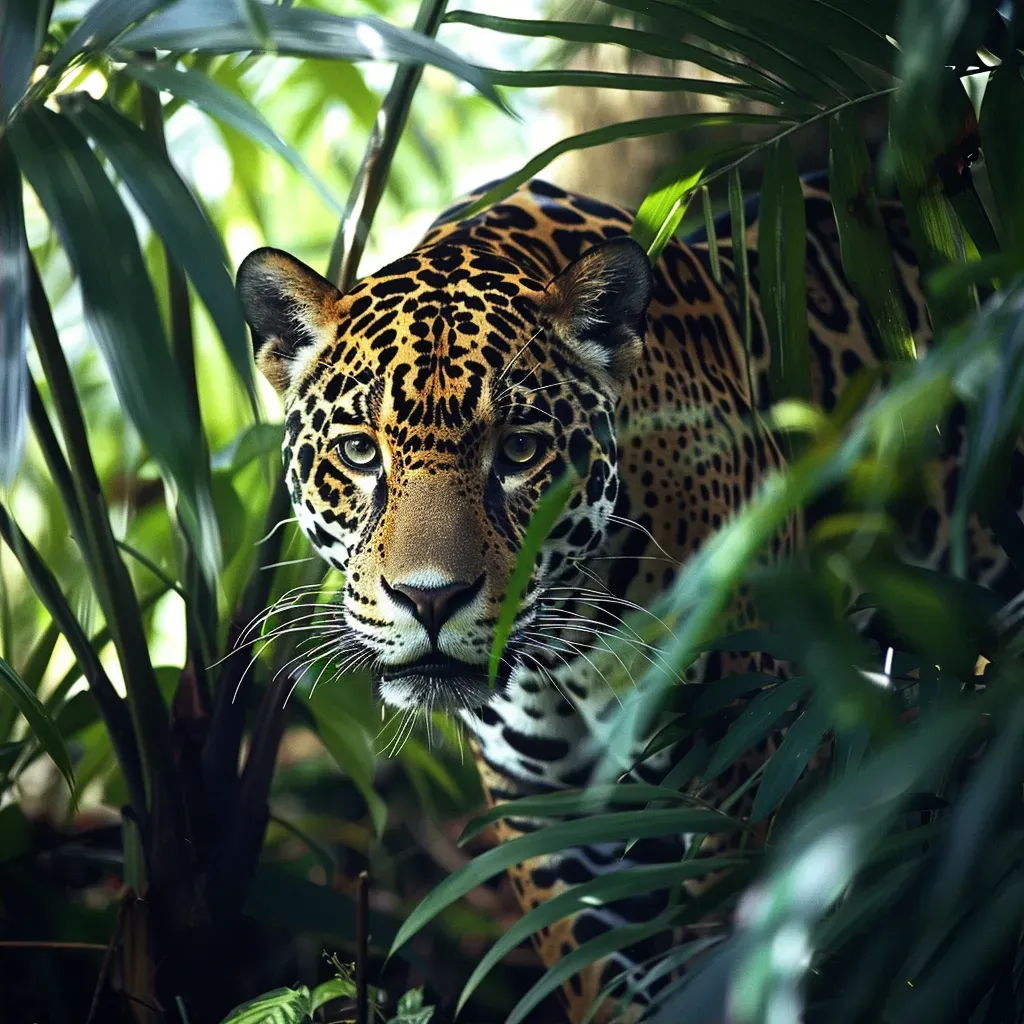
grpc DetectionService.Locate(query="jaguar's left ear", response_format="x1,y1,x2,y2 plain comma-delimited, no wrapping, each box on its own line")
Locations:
540,236,653,384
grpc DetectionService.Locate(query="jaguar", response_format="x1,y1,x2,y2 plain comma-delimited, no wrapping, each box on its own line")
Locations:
235,173,1020,1022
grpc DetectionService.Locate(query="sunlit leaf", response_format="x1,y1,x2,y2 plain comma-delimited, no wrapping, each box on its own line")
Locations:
448,112,792,225
49,0,177,80
0,139,28,486
120,59,342,213
62,94,255,401
0,654,75,798
631,144,745,262
120,1,506,109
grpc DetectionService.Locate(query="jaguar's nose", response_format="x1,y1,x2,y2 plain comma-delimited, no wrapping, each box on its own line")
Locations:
382,575,485,644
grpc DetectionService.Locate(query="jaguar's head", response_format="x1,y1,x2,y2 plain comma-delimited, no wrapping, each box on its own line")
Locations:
237,237,652,711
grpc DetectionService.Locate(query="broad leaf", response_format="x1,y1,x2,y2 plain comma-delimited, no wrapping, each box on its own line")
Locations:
980,64,1024,264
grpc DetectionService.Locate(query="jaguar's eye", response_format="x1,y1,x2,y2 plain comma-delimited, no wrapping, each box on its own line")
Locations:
499,431,544,471
337,435,381,471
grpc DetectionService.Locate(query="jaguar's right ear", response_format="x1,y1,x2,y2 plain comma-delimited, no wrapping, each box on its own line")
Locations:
236,248,344,394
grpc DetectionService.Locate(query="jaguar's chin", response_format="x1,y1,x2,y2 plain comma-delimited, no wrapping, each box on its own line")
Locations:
373,653,514,712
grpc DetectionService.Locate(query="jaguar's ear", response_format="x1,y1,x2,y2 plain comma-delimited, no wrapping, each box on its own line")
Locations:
236,247,343,394
540,236,653,383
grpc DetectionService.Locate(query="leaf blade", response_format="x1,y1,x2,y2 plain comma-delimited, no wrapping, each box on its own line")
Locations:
63,95,255,401
0,654,75,798
0,139,28,486
10,106,221,581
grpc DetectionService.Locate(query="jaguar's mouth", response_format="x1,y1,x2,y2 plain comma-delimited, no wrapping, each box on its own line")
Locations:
373,653,514,711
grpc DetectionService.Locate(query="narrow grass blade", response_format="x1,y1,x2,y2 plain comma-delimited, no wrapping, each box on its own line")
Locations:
489,472,575,683
458,859,745,1015
701,185,722,285
0,140,28,486
448,113,792,224
828,110,915,362
980,64,1024,264
631,144,745,262
389,807,739,957
760,139,811,404
0,655,75,799
458,782,693,845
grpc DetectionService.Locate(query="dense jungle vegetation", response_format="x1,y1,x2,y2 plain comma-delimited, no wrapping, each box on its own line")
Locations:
3,0,1024,1022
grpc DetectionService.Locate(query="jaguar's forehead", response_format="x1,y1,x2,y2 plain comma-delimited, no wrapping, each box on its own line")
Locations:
302,243,548,420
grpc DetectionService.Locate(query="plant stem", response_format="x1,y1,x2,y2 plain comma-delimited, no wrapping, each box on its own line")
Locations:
356,871,370,1024
327,0,448,289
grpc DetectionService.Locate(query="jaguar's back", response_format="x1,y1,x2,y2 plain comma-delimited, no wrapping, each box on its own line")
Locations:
236,176,1022,1022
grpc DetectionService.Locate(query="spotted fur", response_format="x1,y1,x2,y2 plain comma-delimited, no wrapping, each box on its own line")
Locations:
236,174,1023,1022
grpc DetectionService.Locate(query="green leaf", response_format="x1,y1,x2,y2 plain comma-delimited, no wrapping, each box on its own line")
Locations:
49,0,177,80
828,110,916,363
389,806,740,958
704,675,809,781
61,94,255,402
701,185,722,286
489,471,575,682
311,977,356,1013
980,64,1024,262
505,913,692,1024
458,782,694,845
487,69,779,105
212,422,284,474
457,858,745,1015
759,138,811,404
0,654,75,798
728,166,754,399
444,11,795,99
10,106,221,582
446,112,792,225
119,60,342,214
889,74,976,330
631,144,745,262
0,139,28,486
750,697,830,822
304,683,387,837
0,0,37,123
120,2,506,110
217,986,311,1024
